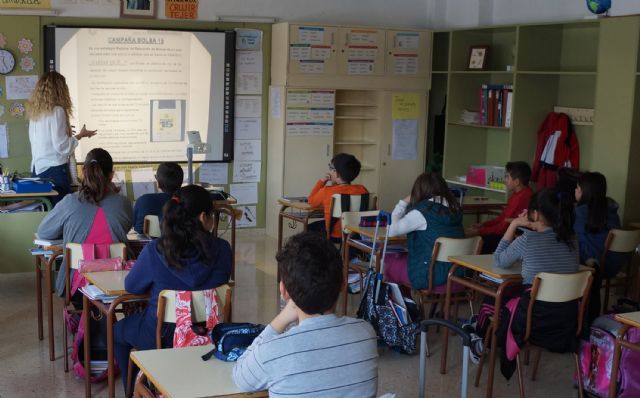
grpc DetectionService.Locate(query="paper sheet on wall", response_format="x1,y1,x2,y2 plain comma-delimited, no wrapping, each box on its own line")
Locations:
236,205,257,228
395,32,420,49
235,96,261,118
235,118,261,140
392,93,421,119
236,73,262,95
234,139,261,161
236,51,263,73
298,26,325,44
298,60,325,74
131,167,156,200
269,87,282,119
198,163,228,185
230,183,258,205
236,29,262,51
394,54,418,75
233,161,261,183
5,75,38,100
0,124,8,158
113,170,127,197
392,119,418,161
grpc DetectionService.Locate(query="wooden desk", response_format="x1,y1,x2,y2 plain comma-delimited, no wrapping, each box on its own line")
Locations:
461,196,506,223
33,245,63,361
341,224,406,315
441,255,523,398
277,199,323,252
131,346,268,398
0,189,58,211
609,311,640,397
81,270,149,398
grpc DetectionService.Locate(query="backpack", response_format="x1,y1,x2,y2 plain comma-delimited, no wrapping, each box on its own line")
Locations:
201,322,265,362
576,314,640,397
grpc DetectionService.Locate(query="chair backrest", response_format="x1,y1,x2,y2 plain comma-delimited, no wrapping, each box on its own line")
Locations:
157,284,233,324
427,236,483,290
604,229,640,255
526,270,593,340
143,215,161,238
66,242,127,271
329,193,373,238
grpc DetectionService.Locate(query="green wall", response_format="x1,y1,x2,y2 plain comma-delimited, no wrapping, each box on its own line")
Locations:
0,16,271,273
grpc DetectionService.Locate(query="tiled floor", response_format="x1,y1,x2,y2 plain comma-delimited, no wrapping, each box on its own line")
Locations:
1,229,582,397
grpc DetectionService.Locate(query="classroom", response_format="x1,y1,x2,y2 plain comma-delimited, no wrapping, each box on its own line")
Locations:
2,0,640,397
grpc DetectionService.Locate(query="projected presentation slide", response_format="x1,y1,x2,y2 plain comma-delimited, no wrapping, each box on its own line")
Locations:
46,27,234,162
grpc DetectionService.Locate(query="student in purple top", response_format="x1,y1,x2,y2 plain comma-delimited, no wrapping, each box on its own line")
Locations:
132,162,183,234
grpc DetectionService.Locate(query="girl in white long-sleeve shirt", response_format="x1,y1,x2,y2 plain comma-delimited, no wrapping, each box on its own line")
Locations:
27,71,96,205
386,173,464,289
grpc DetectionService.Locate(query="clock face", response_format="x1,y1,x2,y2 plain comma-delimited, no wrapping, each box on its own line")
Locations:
0,49,16,75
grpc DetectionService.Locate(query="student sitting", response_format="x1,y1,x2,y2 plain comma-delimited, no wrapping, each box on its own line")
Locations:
132,162,183,234
36,148,132,297
233,231,379,397
574,171,621,320
114,185,232,393
466,161,533,254
491,188,579,378
385,172,464,289
307,153,368,241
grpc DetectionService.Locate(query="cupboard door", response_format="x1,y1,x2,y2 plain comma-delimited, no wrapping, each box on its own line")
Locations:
377,91,427,210
337,28,385,77
288,25,338,76
385,30,431,78
283,136,333,197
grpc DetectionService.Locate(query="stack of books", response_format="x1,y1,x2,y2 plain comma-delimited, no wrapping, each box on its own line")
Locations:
479,84,513,127
90,360,108,376
79,284,117,303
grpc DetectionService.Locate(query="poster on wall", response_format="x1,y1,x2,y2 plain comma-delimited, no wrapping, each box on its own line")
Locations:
165,0,198,19
0,0,51,8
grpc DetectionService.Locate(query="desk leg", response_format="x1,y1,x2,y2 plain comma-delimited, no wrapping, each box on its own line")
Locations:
277,208,284,254
83,295,92,398
440,264,458,374
609,325,630,398
46,257,55,361
107,306,116,398
35,255,43,341
231,212,236,282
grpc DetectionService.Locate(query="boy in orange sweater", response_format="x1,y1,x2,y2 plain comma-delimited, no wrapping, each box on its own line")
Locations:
466,161,533,254
307,153,368,241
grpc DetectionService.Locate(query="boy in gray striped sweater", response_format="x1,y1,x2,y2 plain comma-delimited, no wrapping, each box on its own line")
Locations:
233,232,379,397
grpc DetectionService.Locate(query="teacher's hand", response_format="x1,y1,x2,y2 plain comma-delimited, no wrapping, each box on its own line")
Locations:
75,124,97,139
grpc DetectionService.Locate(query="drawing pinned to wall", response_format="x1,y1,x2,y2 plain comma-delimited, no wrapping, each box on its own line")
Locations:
236,29,262,51
236,205,257,228
235,118,261,140
199,163,228,185
0,33,6,49
0,124,8,158
9,102,24,118
233,161,260,183
130,167,156,200
20,56,35,72
17,38,33,54
5,75,38,100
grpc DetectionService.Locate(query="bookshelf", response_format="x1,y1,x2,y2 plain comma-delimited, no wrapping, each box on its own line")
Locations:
430,17,640,222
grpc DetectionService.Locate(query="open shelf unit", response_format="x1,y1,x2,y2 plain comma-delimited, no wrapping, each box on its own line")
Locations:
429,18,640,222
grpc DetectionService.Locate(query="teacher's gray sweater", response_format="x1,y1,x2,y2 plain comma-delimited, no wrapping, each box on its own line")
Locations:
37,191,132,295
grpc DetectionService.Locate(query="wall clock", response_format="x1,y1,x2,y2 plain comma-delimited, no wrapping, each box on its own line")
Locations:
0,49,16,75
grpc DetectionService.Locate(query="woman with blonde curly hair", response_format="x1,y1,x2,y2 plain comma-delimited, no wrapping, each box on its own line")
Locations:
27,71,97,204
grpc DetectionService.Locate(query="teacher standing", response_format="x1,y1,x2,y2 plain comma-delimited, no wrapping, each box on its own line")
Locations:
27,71,96,205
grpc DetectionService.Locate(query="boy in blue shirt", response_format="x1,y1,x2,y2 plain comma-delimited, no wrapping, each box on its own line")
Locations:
133,162,183,233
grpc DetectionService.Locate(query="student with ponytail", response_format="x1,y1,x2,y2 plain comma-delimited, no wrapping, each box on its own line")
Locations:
114,185,231,393
36,148,132,296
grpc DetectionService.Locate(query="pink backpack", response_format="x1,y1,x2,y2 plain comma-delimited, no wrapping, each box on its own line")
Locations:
576,314,640,397
172,289,220,348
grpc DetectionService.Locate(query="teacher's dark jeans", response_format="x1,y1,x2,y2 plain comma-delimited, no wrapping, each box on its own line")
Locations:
33,163,71,206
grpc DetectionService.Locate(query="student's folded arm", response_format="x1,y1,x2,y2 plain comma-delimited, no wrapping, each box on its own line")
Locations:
389,206,425,237
493,234,526,268
232,325,279,392
124,246,154,294
307,180,325,208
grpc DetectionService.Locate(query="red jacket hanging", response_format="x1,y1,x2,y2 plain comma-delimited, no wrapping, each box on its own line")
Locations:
531,112,579,189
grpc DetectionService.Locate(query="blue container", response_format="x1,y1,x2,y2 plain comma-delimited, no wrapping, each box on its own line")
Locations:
12,180,53,193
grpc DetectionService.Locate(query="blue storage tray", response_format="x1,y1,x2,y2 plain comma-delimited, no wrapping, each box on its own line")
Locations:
12,180,53,193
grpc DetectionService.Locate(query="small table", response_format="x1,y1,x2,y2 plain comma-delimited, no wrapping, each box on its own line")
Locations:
277,199,323,252
609,311,640,397
33,245,63,361
461,196,506,223
131,346,268,398
0,189,58,211
441,255,523,398
81,270,149,398
341,224,406,315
